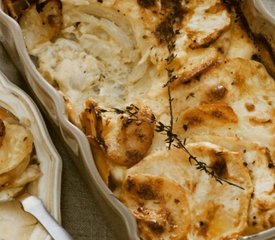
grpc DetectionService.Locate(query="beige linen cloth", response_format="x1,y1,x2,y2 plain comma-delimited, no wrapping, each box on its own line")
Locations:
0,43,115,240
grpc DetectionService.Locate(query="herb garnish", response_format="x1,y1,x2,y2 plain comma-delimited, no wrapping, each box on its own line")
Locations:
156,120,244,190
156,0,244,190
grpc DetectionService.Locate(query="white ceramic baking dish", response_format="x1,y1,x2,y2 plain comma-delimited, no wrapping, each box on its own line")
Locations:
0,1,139,240
0,1,274,239
0,71,62,240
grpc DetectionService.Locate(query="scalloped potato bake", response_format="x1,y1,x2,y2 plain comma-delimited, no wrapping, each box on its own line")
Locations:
4,0,275,239
0,107,41,201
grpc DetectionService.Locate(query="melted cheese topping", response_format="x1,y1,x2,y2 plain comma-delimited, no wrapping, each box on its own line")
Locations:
21,0,275,239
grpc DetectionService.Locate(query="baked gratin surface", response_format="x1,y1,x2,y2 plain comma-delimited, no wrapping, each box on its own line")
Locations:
5,0,275,239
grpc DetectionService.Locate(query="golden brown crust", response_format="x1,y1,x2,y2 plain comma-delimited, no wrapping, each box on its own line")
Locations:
176,103,238,132
127,143,253,239
120,174,190,240
18,0,63,49
103,105,155,167
188,135,275,234
9,0,275,238
80,100,155,167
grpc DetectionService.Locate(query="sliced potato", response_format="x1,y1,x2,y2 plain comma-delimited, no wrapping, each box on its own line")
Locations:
0,164,40,201
0,201,37,239
120,174,190,240
0,106,40,201
81,100,155,168
80,99,110,184
103,105,155,167
171,58,275,157
0,124,33,176
0,107,33,182
189,135,275,234
0,187,23,202
127,143,253,239
186,0,231,49
7,164,41,189
171,47,218,87
0,155,30,187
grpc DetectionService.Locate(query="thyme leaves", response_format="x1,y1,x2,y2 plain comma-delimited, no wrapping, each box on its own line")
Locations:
156,0,244,190
155,120,245,190
163,68,178,87
100,104,140,117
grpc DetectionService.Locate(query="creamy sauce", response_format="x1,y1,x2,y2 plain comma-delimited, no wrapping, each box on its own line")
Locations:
23,0,275,239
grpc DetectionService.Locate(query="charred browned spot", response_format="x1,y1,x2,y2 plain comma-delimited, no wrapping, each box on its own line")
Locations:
245,103,255,112
126,177,136,192
249,117,272,125
206,85,227,101
251,53,262,63
146,221,165,234
198,220,209,236
47,14,62,28
155,0,186,44
36,0,62,13
164,210,176,229
125,150,144,165
211,110,225,118
121,116,133,127
263,148,274,169
185,115,203,126
211,152,228,178
179,104,238,131
137,0,156,8
137,183,157,200
0,119,5,147
217,47,224,54
0,120,5,137
134,127,147,141
155,20,175,44
190,31,224,49
160,0,184,14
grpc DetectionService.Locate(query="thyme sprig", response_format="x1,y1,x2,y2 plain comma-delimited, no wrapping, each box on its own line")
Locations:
100,104,140,118
163,67,178,87
100,104,144,127
156,120,245,190
156,0,244,190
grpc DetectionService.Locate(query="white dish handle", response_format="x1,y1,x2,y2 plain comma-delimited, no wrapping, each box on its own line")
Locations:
19,194,73,240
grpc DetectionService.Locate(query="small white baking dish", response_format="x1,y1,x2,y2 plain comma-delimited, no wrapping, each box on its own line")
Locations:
0,71,62,240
